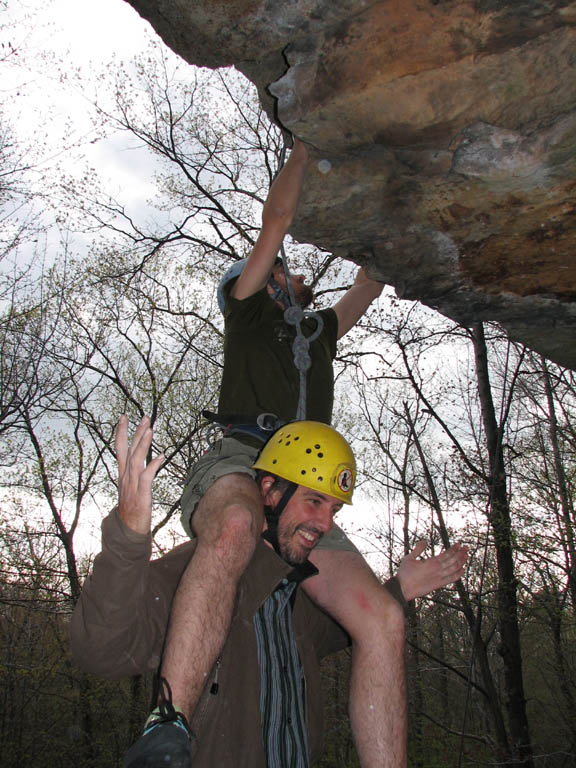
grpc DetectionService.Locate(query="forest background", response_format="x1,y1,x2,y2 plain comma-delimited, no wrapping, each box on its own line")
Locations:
1,1,575,766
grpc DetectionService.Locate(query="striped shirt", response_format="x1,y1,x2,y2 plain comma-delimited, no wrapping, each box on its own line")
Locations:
254,564,317,768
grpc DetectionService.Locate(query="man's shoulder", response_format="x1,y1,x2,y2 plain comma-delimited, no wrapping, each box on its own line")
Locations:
224,285,279,324
317,305,337,325
150,539,197,577
314,306,338,344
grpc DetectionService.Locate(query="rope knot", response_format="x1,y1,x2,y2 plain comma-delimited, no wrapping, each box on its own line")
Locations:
292,336,312,371
283,305,305,326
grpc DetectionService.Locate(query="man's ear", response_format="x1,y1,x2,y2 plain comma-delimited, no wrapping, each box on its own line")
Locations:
259,475,278,505
271,264,286,284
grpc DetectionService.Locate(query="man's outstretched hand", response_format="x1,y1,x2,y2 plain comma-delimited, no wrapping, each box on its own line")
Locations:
115,414,165,535
397,540,468,602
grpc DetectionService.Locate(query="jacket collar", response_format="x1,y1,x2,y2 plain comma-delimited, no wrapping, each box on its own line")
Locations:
238,539,318,617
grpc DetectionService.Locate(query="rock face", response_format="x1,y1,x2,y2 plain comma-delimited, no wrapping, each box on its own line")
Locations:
124,0,576,369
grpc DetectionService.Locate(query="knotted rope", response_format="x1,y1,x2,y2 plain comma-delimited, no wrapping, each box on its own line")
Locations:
275,138,324,421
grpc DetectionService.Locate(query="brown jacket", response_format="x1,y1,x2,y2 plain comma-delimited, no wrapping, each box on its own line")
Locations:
70,510,349,767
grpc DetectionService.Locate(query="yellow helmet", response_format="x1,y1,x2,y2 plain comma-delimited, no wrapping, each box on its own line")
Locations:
253,421,356,504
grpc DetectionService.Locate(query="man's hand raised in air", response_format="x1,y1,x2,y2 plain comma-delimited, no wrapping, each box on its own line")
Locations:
115,414,165,535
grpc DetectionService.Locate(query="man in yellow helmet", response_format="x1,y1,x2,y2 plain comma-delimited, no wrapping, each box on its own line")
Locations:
72,417,398,768
252,421,357,562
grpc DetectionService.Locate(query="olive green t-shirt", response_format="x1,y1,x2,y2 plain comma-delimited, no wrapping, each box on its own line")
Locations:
218,287,338,424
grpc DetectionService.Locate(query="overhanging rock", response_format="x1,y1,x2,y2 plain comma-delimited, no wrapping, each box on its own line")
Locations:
123,0,576,369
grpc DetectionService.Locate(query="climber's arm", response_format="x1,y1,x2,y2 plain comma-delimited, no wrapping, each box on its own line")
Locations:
231,139,309,301
332,268,384,339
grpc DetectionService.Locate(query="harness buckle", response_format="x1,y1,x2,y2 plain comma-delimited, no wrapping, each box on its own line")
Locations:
256,412,281,432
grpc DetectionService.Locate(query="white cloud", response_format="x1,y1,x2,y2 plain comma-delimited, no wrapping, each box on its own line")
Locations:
34,0,151,64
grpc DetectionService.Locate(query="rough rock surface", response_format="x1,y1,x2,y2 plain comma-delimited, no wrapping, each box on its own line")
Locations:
124,0,576,369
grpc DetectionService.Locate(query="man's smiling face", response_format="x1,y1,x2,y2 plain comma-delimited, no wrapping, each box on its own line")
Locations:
273,485,343,566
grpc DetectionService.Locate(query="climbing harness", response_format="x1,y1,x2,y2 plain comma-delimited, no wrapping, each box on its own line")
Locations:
201,409,284,444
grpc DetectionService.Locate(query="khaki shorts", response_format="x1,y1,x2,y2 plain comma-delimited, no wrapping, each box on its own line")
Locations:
180,435,359,555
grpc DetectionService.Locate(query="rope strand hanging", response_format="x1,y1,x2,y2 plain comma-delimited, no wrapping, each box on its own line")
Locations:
279,242,324,421
275,138,324,422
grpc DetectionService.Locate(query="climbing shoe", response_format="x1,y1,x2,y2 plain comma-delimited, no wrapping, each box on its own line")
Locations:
123,679,194,768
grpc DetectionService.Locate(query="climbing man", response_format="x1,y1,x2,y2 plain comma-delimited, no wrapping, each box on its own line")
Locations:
118,138,467,766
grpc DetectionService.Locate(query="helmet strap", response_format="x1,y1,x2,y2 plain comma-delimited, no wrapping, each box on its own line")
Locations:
261,482,298,557
267,276,291,309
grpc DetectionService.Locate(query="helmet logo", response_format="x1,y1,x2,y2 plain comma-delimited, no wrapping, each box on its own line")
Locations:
337,468,354,494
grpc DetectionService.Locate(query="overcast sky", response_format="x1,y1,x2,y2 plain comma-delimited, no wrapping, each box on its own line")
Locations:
3,0,171,226
5,0,153,104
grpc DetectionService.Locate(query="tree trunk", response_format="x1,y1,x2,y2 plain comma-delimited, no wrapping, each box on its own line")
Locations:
403,402,510,756
472,323,534,766
541,356,576,609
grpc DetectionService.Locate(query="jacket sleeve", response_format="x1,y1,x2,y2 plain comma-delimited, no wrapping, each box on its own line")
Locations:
70,509,191,679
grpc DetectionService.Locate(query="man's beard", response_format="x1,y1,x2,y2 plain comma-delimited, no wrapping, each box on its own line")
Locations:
277,523,323,566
